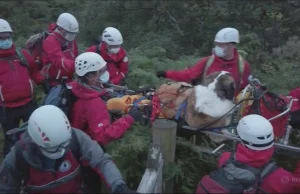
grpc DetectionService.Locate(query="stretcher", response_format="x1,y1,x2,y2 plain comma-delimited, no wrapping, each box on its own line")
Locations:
105,77,300,155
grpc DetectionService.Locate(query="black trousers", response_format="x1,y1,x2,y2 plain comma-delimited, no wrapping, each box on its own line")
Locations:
0,100,38,156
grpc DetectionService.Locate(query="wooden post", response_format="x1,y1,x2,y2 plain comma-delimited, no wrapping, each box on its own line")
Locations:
152,119,177,193
137,144,163,193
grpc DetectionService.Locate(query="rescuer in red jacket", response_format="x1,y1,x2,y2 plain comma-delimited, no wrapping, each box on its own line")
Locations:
217,114,297,193
0,19,43,156
68,52,139,146
156,27,251,96
86,27,129,85
288,87,300,129
68,52,140,193
40,13,79,87
0,105,138,193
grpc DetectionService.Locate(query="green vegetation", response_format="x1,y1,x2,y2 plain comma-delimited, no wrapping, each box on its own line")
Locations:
1,0,300,192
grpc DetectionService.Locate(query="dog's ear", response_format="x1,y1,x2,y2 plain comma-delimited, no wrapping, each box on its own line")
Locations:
224,81,236,101
215,77,236,101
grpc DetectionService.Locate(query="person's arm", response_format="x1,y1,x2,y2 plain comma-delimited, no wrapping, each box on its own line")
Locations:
85,99,134,146
42,37,75,75
111,51,128,85
73,128,127,193
165,57,208,83
73,40,79,58
0,146,23,193
22,49,45,85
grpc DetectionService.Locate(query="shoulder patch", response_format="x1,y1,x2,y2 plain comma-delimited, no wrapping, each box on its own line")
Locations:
123,56,128,62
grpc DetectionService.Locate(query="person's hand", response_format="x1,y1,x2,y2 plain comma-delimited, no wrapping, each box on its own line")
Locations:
128,108,142,122
156,71,166,78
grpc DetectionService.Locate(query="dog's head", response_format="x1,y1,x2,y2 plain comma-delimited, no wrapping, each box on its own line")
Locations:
201,71,236,101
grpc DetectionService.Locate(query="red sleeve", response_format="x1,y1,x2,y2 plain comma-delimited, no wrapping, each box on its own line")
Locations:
240,60,251,90
165,57,208,83
86,45,97,52
217,152,231,168
73,40,79,57
289,88,300,98
42,37,75,74
85,99,134,146
110,50,128,85
22,49,45,84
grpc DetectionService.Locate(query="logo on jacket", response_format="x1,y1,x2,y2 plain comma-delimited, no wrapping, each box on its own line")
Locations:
59,160,71,172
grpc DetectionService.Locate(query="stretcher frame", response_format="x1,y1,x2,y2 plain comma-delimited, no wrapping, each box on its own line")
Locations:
181,83,300,154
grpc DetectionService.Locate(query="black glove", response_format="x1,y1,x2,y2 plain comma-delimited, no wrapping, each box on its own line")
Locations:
41,80,51,94
156,71,166,78
128,108,142,122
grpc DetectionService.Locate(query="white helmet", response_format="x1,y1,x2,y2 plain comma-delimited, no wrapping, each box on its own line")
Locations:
237,114,274,151
102,27,123,46
75,52,107,76
28,105,72,160
214,27,239,43
56,13,79,33
0,19,13,33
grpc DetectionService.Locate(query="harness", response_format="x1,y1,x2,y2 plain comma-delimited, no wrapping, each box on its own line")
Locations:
151,82,192,122
196,52,245,89
223,152,279,193
0,48,29,69
15,129,81,193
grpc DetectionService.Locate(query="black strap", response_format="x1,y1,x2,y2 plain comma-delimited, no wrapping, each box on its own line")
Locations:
15,48,29,69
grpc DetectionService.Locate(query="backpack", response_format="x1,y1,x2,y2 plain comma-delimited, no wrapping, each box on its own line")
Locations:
41,79,75,119
25,31,50,65
0,47,29,70
196,152,279,194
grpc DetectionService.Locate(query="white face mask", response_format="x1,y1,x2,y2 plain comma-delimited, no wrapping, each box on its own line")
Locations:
40,147,66,160
65,33,76,42
99,71,110,83
109,47,120,54
214,46,226,57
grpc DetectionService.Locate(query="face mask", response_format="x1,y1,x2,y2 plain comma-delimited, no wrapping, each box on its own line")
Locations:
0,38,13,49
109,47,120,54
65,33,76,42
99,71,110,83
214,46,226,57
40,147,66,160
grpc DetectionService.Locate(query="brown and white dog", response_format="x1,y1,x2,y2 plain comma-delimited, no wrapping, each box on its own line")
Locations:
156,71,236,142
